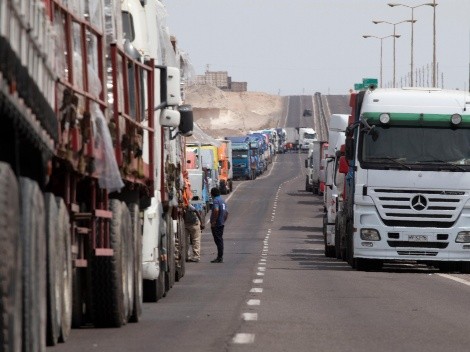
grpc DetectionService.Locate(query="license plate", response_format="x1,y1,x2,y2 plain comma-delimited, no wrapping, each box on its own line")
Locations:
408,235,428,242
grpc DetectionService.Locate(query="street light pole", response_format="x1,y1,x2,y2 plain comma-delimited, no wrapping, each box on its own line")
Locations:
388,3,437,87
432,0,437,87
363,35,400,88
373,19,414,88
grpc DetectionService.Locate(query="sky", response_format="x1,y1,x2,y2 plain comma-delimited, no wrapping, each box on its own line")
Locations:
163,0,470,96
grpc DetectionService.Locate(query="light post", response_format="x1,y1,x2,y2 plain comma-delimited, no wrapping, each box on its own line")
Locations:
363,35,400,88
373,19,415,88
388,2,437,87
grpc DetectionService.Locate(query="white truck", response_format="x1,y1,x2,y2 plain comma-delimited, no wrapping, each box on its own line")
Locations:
305,141,323,193
298,127,317,151
321,114,349,258
337,87,470,272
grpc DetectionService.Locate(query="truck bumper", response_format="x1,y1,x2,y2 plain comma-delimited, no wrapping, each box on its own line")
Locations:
353,207,470,262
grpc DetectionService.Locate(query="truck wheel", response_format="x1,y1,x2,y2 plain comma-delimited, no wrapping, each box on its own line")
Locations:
334,220,342,260
305,176,310,192
0,163,21,352
228,180,233,193
20,177,46,352
56,198,72,342
165,214,176,293
121,203,134,323
44,193,61,346
175,216,186,282
128,203,142,323
91,199,126,327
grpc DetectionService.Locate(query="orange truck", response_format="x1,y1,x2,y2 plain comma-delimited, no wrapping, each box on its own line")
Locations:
217,139,233,194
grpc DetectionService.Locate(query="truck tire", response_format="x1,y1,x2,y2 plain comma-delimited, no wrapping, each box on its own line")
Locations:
91,199,127,327
175,216,186,282
305,176,310,192
165,214,176,293
0,163,21,352
128,203,142,323
44,193,61,346
334,219,342,260
56,198,72,342
19,177,46,352
228,180,233,193
121,203,134,323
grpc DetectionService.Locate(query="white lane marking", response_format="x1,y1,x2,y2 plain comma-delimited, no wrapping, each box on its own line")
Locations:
232,333,255,344
247,299,260,305
250,288,263,293
260,258,266,262
253,279,263,284
257,272,265,276
438,274,470,287
258,262,266,266
242,313,258,321
258,267,266,271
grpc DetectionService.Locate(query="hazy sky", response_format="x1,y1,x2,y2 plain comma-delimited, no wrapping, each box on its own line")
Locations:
163,1,470,96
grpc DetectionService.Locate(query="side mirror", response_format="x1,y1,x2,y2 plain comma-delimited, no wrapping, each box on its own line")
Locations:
339,156,349,174
178,104,193,136
165,67,181,106
159,109,180,127
305,159,308,168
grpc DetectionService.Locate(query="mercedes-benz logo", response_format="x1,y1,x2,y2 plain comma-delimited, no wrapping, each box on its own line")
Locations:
411,194,428,211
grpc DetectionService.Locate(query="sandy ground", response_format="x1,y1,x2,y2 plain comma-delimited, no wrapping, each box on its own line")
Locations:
184,84,286,139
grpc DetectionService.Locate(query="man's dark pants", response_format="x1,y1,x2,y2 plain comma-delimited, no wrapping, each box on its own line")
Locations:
211,225,224,259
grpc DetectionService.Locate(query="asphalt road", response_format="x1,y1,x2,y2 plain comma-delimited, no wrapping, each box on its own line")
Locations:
48,153,470,352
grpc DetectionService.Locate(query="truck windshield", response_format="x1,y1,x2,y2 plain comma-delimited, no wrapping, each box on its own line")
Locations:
360,125,470,169
233,150,248,158
304,133,316,139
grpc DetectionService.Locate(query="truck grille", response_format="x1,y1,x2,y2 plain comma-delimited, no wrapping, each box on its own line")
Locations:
397,250,438,256
369,188,467,225
387,241,448,249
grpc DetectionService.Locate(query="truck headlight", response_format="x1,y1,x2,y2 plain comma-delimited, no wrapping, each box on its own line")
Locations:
456,231,470,243
360,228,381,241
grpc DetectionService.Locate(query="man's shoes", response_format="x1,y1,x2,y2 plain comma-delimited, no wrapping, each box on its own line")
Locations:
210,258,223,263
188,258,200,263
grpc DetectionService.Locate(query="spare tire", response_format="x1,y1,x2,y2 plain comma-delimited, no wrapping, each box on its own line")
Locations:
0,163,21,352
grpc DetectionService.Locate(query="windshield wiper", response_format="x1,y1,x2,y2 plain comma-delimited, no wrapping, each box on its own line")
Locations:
419,160,465,171
366,157,411,170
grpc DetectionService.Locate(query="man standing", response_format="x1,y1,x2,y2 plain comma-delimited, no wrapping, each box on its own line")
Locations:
210,187,228,263
184,203,203,262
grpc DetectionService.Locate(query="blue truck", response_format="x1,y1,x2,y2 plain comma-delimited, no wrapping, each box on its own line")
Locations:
225,136,257,180
247,134,266,175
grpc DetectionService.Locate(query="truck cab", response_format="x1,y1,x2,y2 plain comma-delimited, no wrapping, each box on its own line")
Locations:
339,85,470,272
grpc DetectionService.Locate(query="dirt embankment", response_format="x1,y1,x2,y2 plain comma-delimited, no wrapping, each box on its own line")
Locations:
184,84,286,139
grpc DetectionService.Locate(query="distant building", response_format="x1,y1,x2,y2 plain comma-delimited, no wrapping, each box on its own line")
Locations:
195,70,248,92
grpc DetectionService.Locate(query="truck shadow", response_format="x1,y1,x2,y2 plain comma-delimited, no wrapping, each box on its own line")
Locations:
286,248,352,271
279,225,322,232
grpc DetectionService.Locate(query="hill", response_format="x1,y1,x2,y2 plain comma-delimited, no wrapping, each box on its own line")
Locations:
184,84,286,138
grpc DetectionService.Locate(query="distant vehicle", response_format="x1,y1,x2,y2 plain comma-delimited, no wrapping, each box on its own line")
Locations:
305,141,326,194
225,136,254,180
303,109,313,117
298,127,317,151
217,140,233,194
